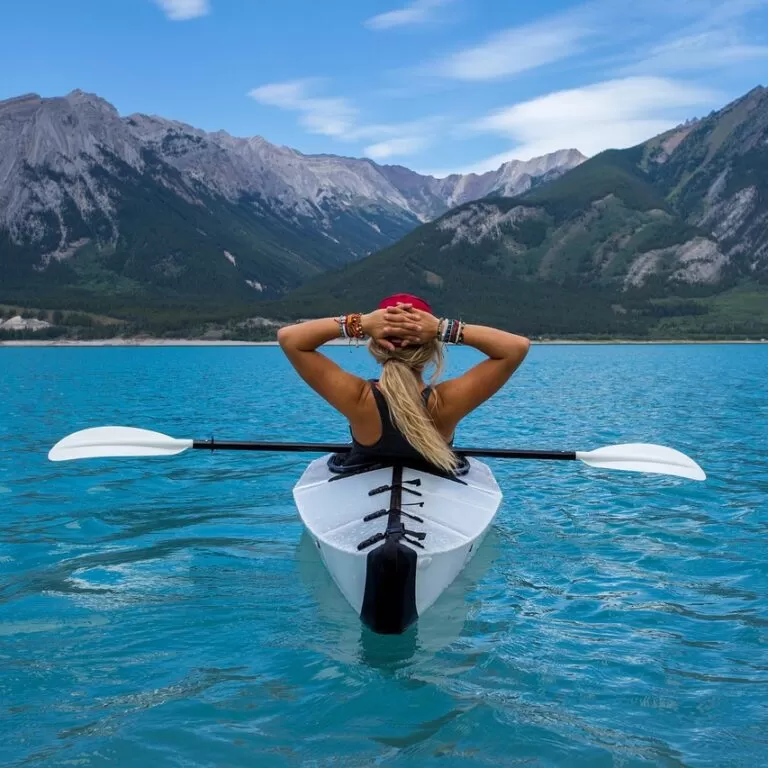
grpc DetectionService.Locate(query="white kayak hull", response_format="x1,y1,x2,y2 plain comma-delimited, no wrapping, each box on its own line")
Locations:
292,455,502,634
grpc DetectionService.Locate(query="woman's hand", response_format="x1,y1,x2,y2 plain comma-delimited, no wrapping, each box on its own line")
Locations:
380,303,440,347
361,309,398,351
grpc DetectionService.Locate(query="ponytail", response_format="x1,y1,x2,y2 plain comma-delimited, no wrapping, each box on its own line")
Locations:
370,339,458,472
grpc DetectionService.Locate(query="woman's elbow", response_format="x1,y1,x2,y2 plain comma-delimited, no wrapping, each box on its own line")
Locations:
277,325,293,349
507,334,530,359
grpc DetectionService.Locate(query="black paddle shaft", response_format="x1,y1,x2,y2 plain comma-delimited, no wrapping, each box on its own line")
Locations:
191,440,576,461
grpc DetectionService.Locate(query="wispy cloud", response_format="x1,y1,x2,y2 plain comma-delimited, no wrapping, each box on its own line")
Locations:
424,0,768,83
249,80,358,138
697,0,768,26
153,0,209,21
364,136,429,160
253,1,766,171
430,12,592,81
465,77,716,172
249,80,440,159
602,0,768,77
625,30,768,74
364,0,452,31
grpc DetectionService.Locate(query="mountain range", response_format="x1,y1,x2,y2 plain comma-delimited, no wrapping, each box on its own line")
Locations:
270,86,768,338
0,90,583,303
2,85,766,339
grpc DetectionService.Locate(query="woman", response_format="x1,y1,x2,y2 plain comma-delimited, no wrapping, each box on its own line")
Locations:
278,293,530,473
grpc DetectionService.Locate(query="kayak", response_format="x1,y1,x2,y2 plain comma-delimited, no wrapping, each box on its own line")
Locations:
292,454,503,634
47,429,704,634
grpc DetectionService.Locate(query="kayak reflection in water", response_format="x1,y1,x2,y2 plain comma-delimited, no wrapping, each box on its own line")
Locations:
278,293,530,473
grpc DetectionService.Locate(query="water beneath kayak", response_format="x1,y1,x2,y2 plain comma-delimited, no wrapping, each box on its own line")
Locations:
1,344,766,767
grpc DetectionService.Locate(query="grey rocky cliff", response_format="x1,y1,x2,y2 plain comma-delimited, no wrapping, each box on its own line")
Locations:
0,90,585,266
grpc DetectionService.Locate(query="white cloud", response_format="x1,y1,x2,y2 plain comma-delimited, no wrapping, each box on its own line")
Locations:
613,0,768,75
423,0,768,82
364,136,429,160
249,80,358,138
249,81,438,158
624,30,768,74
153,0,209,20
464,77,716,172
697,0,768,26
431,13,592,80
349,115,444,141
248,81,310,109
365,0,452,30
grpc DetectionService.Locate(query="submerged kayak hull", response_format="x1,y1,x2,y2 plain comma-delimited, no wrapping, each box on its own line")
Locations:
293,455,502,634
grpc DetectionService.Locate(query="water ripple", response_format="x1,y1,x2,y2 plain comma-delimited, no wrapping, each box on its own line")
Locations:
1,344,766,767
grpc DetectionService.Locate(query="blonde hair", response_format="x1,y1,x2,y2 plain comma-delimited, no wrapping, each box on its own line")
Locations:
368,339,458,472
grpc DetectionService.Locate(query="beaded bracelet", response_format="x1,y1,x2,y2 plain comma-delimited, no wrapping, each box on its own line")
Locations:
348,313,365,339
436,318,465,345
337,313,366,340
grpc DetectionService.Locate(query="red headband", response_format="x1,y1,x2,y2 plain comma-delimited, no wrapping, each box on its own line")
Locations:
377,293,432,313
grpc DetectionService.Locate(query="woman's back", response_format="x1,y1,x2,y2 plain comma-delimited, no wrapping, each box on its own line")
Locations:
344,380,446,463
278,294,530,472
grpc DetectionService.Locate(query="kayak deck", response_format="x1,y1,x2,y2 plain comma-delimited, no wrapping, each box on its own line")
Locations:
293,454,502,633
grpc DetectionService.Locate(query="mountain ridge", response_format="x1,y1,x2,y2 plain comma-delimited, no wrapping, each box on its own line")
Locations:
5,85,766,338
267,86,768,338
0,89,584,302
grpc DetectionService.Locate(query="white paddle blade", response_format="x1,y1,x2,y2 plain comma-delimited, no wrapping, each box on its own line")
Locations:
576,443,706,481
49,426,193,462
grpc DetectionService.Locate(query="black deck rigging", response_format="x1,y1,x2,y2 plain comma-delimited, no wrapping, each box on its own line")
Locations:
357,470,426,552
359,465,423,634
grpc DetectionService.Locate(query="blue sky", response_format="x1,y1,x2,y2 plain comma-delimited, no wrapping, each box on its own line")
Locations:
2,0,767,175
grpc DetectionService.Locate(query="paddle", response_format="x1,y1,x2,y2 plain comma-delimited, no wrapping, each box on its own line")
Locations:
48,426,706,480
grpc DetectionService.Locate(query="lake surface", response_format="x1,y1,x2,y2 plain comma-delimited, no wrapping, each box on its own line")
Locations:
1,344,766,767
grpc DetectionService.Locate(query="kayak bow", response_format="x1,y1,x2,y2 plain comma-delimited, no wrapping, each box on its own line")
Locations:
293,456,502,633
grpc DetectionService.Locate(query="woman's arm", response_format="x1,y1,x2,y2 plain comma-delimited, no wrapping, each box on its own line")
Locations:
381,306,530,425
278,317,344,354
436,323,530,423
277,313,393,419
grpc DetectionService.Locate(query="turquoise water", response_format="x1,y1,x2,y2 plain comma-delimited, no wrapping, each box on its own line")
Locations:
1,344,766,767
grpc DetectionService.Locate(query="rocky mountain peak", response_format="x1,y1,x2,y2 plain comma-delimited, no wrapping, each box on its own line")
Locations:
64,89,118,113
0,87,587,301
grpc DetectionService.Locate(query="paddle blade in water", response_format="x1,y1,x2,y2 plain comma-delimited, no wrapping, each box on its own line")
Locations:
576,443,706,481
48,426,193,462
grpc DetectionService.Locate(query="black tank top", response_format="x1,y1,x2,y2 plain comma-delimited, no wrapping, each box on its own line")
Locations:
342,379,438,466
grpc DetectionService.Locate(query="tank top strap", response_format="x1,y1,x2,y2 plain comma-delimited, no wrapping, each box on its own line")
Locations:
368,379,398,437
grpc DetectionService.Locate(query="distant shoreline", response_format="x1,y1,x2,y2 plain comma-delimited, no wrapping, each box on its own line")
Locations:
1,337,766,348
